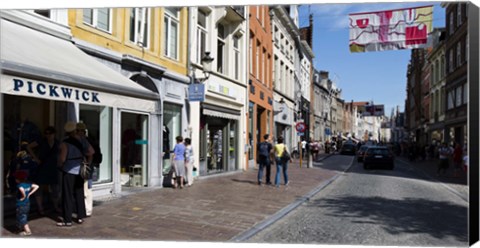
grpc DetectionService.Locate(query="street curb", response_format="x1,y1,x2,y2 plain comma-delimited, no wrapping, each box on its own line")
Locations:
230,154,354,242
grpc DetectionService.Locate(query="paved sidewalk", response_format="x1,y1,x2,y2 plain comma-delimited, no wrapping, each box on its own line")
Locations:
396,156,469,201
2,153,339,241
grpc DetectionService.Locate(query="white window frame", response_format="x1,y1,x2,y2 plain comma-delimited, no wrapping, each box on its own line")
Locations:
233,34,241,80
196,9,209,64
217,23,226,74
129,7,150,48
164,7,180,60
83,8,112,33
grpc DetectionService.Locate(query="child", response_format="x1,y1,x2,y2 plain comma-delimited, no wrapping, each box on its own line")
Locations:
15,170,39,236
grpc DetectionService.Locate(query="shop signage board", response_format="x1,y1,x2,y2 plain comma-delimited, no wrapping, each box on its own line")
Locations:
188,84,205,102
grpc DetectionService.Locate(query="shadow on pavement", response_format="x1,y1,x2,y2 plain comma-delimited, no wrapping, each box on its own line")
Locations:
309,195,468,242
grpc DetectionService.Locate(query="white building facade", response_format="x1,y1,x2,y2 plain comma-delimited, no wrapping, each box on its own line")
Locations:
188,6,248,175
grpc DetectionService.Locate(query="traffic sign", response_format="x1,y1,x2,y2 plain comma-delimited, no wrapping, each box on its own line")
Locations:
296,122,306,132
297,132,304,136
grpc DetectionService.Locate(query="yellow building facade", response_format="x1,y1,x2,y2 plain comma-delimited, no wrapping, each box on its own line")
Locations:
68,7,189,75
65,7,192,195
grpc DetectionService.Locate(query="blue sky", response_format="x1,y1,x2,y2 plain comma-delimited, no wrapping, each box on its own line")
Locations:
298,2,445,116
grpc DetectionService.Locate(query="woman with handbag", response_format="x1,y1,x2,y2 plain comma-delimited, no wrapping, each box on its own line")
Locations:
273,136,292,187
56,121,94,227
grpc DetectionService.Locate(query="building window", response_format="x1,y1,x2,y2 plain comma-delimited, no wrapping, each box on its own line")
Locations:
256,40,260,79
164,7,180,60
456,42,462,67
217,23,226,74
435,60,439,83
83,8,111,32
129,8,150,48
249,33,253,75
448,49,454,73
447,90,455,110
464,37,468,63
267,54,271,88
441,56,445,78
233,35,240,80
197,9,208,64
449,12,454,35
457,4,462,27
463,83,468,104
262,48,266,83
456,86,462,107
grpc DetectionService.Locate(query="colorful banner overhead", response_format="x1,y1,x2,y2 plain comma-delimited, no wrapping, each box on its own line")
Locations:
349,5,433,53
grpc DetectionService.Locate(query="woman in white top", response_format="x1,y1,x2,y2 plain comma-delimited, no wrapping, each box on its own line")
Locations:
184,138,195,186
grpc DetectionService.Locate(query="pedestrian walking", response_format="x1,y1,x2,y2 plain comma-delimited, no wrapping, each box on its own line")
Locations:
184,138,195,186
76,122,101,217
15,170,39,236
57,121,94,227
437,142,453,177
274,136,292,187
257,134,273,185
172,136,186,189
310,140,320,161
26,126,61,215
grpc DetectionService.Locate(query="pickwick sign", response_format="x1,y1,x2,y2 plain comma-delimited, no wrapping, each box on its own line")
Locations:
1,76,101,103
0,75,157,112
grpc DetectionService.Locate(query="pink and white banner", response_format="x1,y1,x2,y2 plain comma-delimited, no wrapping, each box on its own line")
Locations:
349,6,433,53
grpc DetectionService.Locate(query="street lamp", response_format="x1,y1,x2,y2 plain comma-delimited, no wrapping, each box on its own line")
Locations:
195,51,214,83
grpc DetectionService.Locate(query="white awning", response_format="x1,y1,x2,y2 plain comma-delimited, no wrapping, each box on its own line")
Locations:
0,18,159,112
202,103,241,120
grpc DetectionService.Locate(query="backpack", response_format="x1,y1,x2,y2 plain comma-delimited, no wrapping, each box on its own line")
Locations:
258,142,270,159
281,146,291,161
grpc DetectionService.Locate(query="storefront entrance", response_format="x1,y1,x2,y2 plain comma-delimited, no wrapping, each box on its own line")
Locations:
120,112,149,187
200,116,237,175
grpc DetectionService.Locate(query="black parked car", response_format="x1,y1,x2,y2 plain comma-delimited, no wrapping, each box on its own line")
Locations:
363,146,394,170
340,143,357,155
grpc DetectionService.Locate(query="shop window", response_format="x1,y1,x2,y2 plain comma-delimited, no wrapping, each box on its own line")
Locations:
120,112,149,187
83,8,111,33
162,103,182,174
80,105,112,185
129,8,150,48
164,7,180,60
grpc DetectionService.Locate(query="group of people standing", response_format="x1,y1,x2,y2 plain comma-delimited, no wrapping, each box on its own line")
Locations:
171,136,195,189
256,134,292,187
436,141,468,178
10,120,101,235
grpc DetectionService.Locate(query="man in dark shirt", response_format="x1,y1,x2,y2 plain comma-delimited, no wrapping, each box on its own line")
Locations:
257,134,273,185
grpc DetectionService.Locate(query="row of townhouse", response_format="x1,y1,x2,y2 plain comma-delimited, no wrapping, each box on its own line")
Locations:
311,70,388,146
405,2,471,150
0,5,317,199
